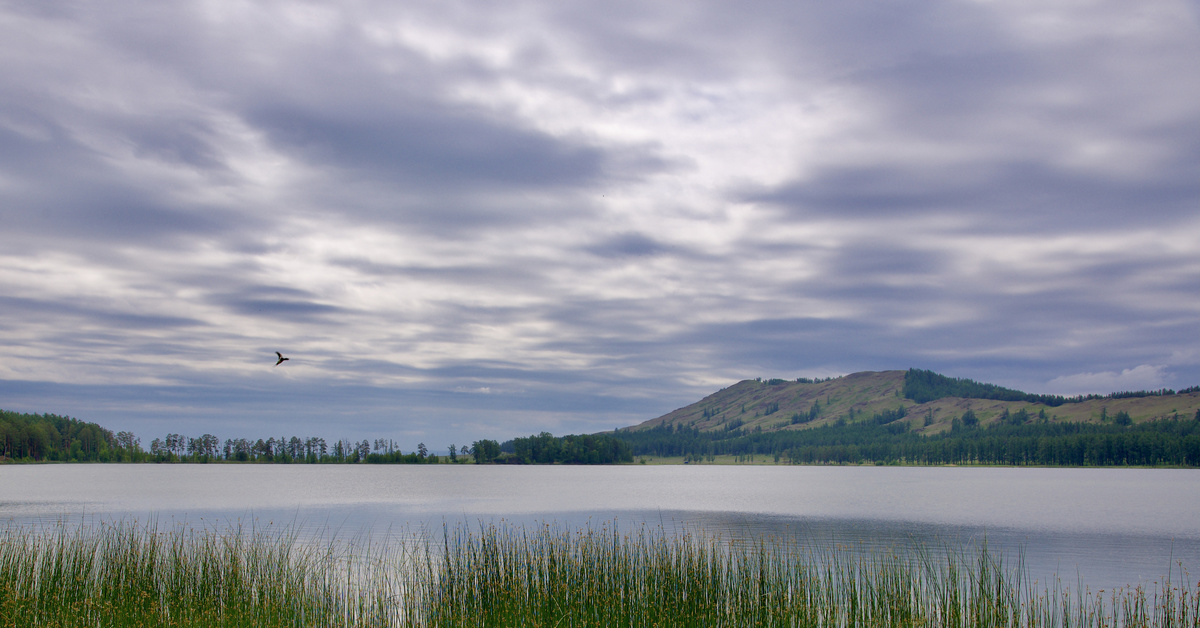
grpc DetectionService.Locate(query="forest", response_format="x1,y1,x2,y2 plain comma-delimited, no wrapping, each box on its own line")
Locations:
0,409,453,464
0,409,129,462
500,431,633,464
612,407,1200,466
903,368,1200,406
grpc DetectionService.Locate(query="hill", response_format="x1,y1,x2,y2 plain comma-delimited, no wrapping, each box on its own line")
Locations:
628,370,1200,435
612,369,1200,466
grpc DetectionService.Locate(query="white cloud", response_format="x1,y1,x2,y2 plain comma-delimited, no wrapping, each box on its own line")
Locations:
1046,365,1170,397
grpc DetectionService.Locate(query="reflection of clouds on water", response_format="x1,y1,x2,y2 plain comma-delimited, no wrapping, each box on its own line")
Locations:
385,508,1199,593
2,464,1198,592
623,510,1197,594
1,501,103,525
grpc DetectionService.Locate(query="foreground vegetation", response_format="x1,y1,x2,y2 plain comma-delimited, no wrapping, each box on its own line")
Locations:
3,519,1197,627
0,519,412,627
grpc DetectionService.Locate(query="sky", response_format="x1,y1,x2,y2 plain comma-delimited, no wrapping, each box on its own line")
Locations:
2,0,1198,450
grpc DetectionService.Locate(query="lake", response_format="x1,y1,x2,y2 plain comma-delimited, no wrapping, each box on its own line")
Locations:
2,464,1197,592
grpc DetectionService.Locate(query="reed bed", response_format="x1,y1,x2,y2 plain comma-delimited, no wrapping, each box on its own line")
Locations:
0,519,414,627
1,518,1197,627
423,521,1199,628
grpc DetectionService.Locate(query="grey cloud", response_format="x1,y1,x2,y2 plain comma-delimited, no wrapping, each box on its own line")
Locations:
585,232,671,258
5,185,252,248
744,165,973,216
223,298,346,320
330,257,544,285
671,316,890,370
547,2,724,77
821,245,948,279
1,0,1197,448
537,299,669,344
665,306,1199,398
841,47,1043,128
118,118,228,173
747,158,1200,227
549,0,1006,78
715,0,1200,229
0,115,258,248
0,1,668,242
0,377,664,442
209,286,349,323
248,104,608,191
0,296,205,330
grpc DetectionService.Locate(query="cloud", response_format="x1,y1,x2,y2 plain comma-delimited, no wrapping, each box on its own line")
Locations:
1046,365,1171,397
247,104,609,191
208,285,350,323
747,159,1200,228
0,0,1197,448
585,232,675,258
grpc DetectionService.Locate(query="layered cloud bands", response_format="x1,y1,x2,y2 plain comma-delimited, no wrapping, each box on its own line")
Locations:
1,0,1197,443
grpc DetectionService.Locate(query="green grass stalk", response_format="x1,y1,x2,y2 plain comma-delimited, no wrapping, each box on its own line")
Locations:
2,518,1197,627
0,519,408,627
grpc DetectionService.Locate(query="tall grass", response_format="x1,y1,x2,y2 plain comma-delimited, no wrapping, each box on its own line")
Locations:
1,518,1196,627
422,521,1199,628
0,519,414,627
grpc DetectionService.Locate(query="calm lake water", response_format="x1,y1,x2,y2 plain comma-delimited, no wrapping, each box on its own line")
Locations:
2,464,1197,591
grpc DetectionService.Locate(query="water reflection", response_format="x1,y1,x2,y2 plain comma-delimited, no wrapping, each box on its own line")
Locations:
2,464,1197,592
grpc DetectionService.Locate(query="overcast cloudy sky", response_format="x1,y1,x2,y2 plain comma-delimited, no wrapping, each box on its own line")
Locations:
2,0,1198,448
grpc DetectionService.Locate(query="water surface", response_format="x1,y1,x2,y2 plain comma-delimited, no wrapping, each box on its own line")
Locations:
3,464,1196,590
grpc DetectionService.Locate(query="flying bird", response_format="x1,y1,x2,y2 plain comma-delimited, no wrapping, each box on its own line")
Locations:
274,351,289,366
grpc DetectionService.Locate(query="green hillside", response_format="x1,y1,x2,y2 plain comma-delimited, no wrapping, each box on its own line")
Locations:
630,369,1200,435
614,369,1200,466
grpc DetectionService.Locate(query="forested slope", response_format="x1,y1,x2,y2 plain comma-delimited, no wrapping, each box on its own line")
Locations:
614,369,1200,466
0,409,138,462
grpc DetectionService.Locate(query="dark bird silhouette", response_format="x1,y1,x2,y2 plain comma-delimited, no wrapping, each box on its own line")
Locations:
275,351,289,366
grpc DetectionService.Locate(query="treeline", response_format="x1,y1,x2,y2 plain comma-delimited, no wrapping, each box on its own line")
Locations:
613,407,1200,467
143,432,632,465
144,433,453,464
0,410,141,462
903,369,1199,406
1,408,632,465
498,432,633,464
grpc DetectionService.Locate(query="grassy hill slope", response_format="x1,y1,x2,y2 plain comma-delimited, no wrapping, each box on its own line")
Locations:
613,371,1200,466
629,370,1200,436
637,370,905,432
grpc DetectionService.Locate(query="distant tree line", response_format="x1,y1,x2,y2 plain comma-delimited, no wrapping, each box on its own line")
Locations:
138,433,632,465
141,433,450,464
498,432,633,464
1,408,632,465
142,435,538,464
612,406,1200,467
903,369,1198,406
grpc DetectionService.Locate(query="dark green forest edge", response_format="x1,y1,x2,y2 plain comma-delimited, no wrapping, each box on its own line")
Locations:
4,368,1200,466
